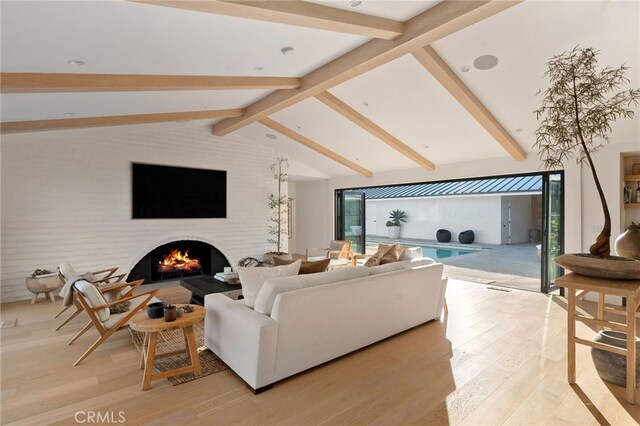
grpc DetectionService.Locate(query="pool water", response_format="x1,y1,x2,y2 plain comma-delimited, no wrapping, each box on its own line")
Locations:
419,245,478,260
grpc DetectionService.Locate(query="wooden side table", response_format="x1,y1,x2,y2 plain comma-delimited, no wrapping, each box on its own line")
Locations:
556,273,640,404
25,273,63,304
129,305,205,391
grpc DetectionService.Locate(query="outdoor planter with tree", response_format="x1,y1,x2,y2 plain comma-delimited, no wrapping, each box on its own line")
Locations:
386,209,407,239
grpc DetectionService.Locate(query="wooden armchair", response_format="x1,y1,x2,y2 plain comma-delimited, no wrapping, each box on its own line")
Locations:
306,240,353,268
55,262,128,330
70,280,158,366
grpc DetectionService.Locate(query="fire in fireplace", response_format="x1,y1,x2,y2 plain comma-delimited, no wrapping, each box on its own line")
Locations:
128,240,230,284
157,249,202,275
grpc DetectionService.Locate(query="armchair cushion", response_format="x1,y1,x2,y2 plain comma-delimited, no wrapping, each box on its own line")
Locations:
74,280,110,323
237,260,301,309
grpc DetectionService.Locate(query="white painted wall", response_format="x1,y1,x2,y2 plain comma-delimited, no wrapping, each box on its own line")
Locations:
292,179,330,255
366,195,502,244
0,124,282,302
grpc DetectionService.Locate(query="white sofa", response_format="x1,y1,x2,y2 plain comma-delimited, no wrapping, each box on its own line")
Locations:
204,259,447,391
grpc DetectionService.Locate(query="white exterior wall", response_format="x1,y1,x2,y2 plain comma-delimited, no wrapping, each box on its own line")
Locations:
0,124,281,302
367,196,502,244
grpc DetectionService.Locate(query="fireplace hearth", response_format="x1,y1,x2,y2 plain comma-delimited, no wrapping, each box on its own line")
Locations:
128,240,230,283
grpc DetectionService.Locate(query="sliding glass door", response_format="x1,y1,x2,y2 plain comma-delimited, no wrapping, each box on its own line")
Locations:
335,191,366,254
541,172,564,293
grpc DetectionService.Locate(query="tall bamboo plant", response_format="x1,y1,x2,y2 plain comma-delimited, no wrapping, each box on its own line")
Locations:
534,46,639,257
268,156,294,254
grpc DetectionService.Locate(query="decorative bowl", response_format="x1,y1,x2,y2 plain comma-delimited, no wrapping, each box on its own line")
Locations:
147,302,166,319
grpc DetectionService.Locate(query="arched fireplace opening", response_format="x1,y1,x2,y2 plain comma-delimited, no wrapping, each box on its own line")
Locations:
128,240,230,284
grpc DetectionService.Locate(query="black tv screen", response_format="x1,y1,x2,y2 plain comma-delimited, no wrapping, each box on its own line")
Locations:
132,163,226,219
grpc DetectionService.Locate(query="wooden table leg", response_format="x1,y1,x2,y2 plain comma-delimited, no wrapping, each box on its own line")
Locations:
627,294,637,404
184,325,202,376
567,287,576,384
142,332,158,391
139,332,148,370
597,292,605,332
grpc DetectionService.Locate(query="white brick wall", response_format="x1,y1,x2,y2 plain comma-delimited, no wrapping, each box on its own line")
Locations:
0,123,282,302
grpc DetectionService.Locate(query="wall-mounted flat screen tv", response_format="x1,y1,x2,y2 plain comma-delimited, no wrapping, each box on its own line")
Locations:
132,163,226,219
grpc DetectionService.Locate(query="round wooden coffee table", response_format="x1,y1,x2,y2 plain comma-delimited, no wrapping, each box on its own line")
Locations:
129,304,205,391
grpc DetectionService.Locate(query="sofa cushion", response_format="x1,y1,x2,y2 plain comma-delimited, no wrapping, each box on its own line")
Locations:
238,260,301,308
272,257,331,274
399,246,423,261
254,266,369,315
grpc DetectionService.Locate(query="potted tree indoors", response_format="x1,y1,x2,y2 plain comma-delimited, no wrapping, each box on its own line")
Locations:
534,46,640,279
386,209,407,239
265,156,294,262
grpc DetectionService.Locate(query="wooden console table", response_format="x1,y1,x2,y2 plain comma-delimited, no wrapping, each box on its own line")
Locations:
556,273,640,404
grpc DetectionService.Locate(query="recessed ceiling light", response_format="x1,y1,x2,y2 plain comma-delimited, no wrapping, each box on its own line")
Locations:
67,59,85,66
362,101,370,107
253,66,263,71
62,112,75,117
266,133,278,140
295,125,302,130
515,128,524,133
355,157,360,161
460,65,471,73
423,145,430,149
473,55,498,70
348,0,363,7
280,46,295,55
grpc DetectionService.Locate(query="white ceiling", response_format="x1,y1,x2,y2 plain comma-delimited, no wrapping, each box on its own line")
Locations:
1,1,639,180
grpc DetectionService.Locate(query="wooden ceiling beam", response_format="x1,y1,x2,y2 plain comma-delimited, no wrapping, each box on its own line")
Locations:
259,118,373,177
212,1,521,136
132,0,404,40
411,45,526,160
0,109,244,134
0,73,300,93
315,91,435,171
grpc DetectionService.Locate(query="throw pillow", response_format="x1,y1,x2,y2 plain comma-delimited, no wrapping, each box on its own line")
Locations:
273,257,331,274
379,244,400,265
363,243,393,267
101,288,131,314
237,260,301,308
399,246,423,261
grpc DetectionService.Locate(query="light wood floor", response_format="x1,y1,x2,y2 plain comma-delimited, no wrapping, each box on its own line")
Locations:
1,279,639,425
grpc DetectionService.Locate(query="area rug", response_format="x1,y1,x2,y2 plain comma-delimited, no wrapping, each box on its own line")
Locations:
128,286,228,385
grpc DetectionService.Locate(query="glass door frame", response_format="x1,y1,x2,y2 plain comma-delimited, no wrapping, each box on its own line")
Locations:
541,171,565,294
335,190,366,254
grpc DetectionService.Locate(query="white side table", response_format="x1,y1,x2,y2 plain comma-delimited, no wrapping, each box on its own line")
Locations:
25,273,63,304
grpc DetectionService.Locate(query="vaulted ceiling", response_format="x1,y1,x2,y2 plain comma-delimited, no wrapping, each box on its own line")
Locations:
1,1,639,180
